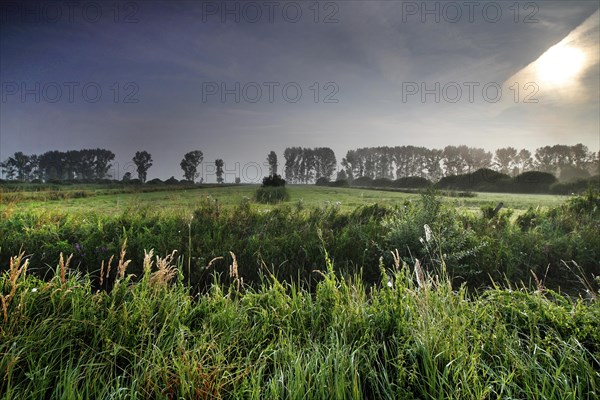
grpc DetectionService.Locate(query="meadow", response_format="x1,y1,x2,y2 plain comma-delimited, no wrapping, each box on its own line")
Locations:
0,183,599,399
0,183,567,214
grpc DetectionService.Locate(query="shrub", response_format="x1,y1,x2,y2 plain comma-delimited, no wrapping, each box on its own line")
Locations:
372,178,394,187
512,171,557,193
262,174,286,187
146,178,163,185
393,176,431,188
315,177,330,186
255,186,289,204
437,168,510,191
550,176,599,195
351,176,373,187
329,179,349,187
165,177,180,185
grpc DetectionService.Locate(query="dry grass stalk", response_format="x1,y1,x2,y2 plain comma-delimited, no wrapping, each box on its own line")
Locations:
99,260,105,288
531,270,545,293
116,239,132,280
207,257,223,269
229,251,242,290
58,253,73,285
149,250,178,287
105,255,114,283
0,252,29,323
414,259,424,289
391,249,401,269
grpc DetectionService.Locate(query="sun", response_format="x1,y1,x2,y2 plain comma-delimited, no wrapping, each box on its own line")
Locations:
535,45,586,85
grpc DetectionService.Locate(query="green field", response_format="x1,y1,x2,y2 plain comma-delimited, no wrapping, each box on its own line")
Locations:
1,184,598,399
1,184,568,215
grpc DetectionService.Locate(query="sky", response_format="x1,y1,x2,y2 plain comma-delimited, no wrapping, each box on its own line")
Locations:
1,0,599,182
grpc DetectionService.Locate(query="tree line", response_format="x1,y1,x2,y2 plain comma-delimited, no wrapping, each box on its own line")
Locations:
0,149,115,181
338,144,598,183
1,143,598,183
283,147,337,183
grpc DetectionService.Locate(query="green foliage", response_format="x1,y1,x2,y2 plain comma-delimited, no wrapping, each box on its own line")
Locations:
255,186,290,204
0,252,598,399
262,174,286,187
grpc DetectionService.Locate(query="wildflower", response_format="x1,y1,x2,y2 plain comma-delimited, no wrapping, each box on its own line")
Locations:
335,201,342,206
31,288,38,293
387,281,393,288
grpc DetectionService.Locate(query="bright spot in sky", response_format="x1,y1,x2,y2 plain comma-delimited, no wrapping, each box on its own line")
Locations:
535,45,586,85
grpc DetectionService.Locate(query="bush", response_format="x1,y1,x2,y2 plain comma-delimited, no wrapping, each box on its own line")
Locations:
437,168,510,191
255,186,289,204
146,178,163,185
351,176,373,187
550,176,599,195
372,178,394,187
512,171,557,193
315,177,330,186
393,176,431,188
165,177,180,185
262,174,286,187
329,179,349,188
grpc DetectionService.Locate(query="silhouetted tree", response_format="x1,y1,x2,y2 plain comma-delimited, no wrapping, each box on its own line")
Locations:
495,147,518,174
267,151,278,176
442,145,466,175
515,149,533,173
215,159,224,183
180,150,204,182
133,151,153,183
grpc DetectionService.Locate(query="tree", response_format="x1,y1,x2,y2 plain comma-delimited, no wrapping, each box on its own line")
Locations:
93,149,115,179
267,151,278,176
422,148,443,181
534,146,556,173
442,146,466,175
215,159,224,183
0,159,16,180
515,149,533,173
180,150,204,182
313,147,337,181
132,151,153,183
284,147,302,183
122,172,132,181
494,147,518,174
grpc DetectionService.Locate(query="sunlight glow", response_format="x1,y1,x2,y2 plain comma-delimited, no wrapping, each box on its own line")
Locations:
535,45,586,86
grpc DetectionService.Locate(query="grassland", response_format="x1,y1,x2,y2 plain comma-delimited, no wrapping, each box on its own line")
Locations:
0,184,598,399
0,183,568,215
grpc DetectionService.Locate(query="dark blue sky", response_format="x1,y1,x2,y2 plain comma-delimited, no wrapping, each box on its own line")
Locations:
1,0,598,181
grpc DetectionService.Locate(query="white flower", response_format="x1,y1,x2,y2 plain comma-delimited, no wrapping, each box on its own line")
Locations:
31,288,38,293
335,201,342,206
387,281,393,288
424,224,432,242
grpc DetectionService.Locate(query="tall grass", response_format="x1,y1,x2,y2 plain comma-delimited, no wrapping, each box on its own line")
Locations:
1,190,599,295
1,243,598,399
